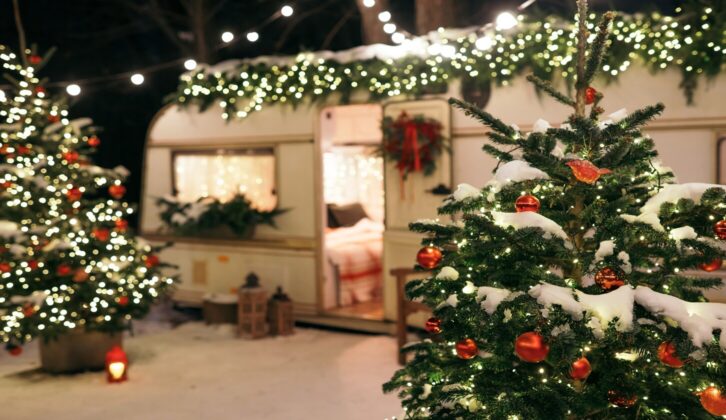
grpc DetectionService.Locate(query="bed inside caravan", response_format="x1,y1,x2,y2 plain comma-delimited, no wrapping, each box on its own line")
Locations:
320,105,385,320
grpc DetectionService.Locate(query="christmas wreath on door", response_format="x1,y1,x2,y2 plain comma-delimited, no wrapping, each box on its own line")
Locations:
379,112,447,181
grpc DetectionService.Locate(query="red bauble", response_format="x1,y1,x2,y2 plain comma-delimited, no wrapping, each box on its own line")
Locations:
92,228,111,242
108,185,126,199
514,332,549,363
657,341,685,368
144,254,160,268
515,194,540,213
595,267,625,291
87,136,101,147
700,387,726,416
115,219,129,232
425,317,442,334
16,146,30,155
28,55,42,65
118,296,129,306
47,114,60,123
22,304,36,317
566,160,612,184
455,338,478,360
584,86,597,105
56,264,72,276
62,151,79,163
570,357,592,380
608,390,638,408
0,181,12,190
7,344,22,356
0,262,11,273
416,246,442,269
34,86,46,95
27,260,38,270
699,258,722,272
66,187,82,202
715,220,726,240
73,268,89,283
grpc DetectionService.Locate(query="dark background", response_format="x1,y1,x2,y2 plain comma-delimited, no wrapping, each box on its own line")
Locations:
0,0,680,223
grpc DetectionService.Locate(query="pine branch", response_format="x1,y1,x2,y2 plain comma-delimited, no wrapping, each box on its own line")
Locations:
448,98,515,137
583,12,615,86
526,74,575,107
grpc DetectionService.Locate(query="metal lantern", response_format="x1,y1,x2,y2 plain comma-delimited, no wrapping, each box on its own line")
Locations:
268,286,294,336
237,272,268,339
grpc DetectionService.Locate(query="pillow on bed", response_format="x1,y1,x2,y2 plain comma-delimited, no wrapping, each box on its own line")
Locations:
328,203,368,228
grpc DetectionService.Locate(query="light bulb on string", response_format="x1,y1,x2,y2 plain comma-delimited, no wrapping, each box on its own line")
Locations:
130,73,145,85
221,31,234,43
66,84,81,96
280,5,293,17
475,35,494,51
496,12,518,30
184,59,197,71
391,33,406,44
363,0,375,7
246,32,260,42
378,11,391,22
383,23,396,34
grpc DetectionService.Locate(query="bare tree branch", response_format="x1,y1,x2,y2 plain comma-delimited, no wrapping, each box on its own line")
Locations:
321,7,356,50
12,0,28,65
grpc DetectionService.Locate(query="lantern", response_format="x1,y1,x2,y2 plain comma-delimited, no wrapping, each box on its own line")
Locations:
268,286,295,336
105,345,128,383
238,272,269,339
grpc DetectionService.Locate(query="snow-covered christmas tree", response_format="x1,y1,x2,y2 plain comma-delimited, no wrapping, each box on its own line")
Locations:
0,46,174,354
385,1,726,418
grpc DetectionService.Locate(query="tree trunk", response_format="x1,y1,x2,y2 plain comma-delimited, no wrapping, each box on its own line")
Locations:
190,0,211,63
355,0,390,45
415,0,456,34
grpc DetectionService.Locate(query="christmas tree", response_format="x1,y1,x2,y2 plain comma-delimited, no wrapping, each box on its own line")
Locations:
0,46,174,354
385,2,726,418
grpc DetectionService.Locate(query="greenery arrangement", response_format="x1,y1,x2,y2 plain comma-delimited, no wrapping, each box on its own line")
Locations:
379,112,447,180
157,194,287,238
173,1,723,121
383,1,726,418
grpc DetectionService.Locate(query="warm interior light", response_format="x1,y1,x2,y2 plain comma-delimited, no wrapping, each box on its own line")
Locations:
108,362,126,380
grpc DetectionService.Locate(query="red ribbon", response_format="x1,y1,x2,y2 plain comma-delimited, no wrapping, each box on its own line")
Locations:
401,121,421,175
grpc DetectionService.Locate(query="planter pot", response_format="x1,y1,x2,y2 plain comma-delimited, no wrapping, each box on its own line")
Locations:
40,329,123,374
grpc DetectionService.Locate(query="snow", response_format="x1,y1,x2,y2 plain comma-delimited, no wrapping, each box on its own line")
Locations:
594,240,615,262
634,286,726,350
202,293,238,304
620,212,665,232
451,183,481,202
413,218,440,225
608,108,628,123
438,293,459,309
618,251,632,273
487,160,550,192
532,119,551,133
640,183,726,216
476,287,514,315
436,266,459,281
0,220,20,238
669,226,698,246
490,211,570,245
0,323,402,420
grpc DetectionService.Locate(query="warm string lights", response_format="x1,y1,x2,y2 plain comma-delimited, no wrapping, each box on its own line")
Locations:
175,5,724,121
0,46,174,347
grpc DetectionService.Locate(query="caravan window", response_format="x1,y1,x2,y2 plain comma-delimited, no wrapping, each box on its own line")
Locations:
172,148,277,211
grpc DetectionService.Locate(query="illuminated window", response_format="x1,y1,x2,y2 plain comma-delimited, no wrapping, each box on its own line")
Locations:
173,148,277,211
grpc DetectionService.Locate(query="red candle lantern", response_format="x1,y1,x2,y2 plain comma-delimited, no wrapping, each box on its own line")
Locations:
105,345,128,383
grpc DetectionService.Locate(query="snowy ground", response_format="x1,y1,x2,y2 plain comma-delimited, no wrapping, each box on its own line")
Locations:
0,323,403,420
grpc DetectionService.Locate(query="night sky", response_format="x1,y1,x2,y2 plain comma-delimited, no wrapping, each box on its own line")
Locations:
0,0,680,224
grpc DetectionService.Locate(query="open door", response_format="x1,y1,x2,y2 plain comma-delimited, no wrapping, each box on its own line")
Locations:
381,99,452,321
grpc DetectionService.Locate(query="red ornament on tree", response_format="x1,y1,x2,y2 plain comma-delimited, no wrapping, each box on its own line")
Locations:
416,246,442,269
584,86,597,105
566,160,612,184
699,258,722,272
108,184,126,199
714,220,726,240
28,55,42,65
0,262,11,273
455,338,478,360
115,219,129,232
47,114,60,123
6,344,22,356
16,145,30,155
144,254,160,268
22,304,36,317
608,390,638,408
425,317,442,334
118,296,129,306
700,387,726,416
570,357,592,380
62,151,79,163
0,181,12,190
657,341,684,368
515,194,540,213
73,268,89,283
92,227,111,242
514,332,549,363
34,86,46,95
27,260,38,270
87,136,101,147
595,267,625,291
66,187,82,202
56,264,72,276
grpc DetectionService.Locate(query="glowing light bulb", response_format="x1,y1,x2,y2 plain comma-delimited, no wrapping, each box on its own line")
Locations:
281,5,293,17
391,32,405,44
184,59,197,71
383,23,396,34
130,73,144,85
378,11,391,22
221,31,234,43
108,362,126,380
363,0,375,7
66,84,81,96
246,31,259,42
475,35,493,51
496,12,518,30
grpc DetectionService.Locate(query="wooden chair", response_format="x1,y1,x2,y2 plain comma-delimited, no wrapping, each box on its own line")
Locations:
390,267,431,364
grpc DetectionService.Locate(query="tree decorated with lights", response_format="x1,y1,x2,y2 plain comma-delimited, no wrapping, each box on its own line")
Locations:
385,2,726,418
0,46,174,354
